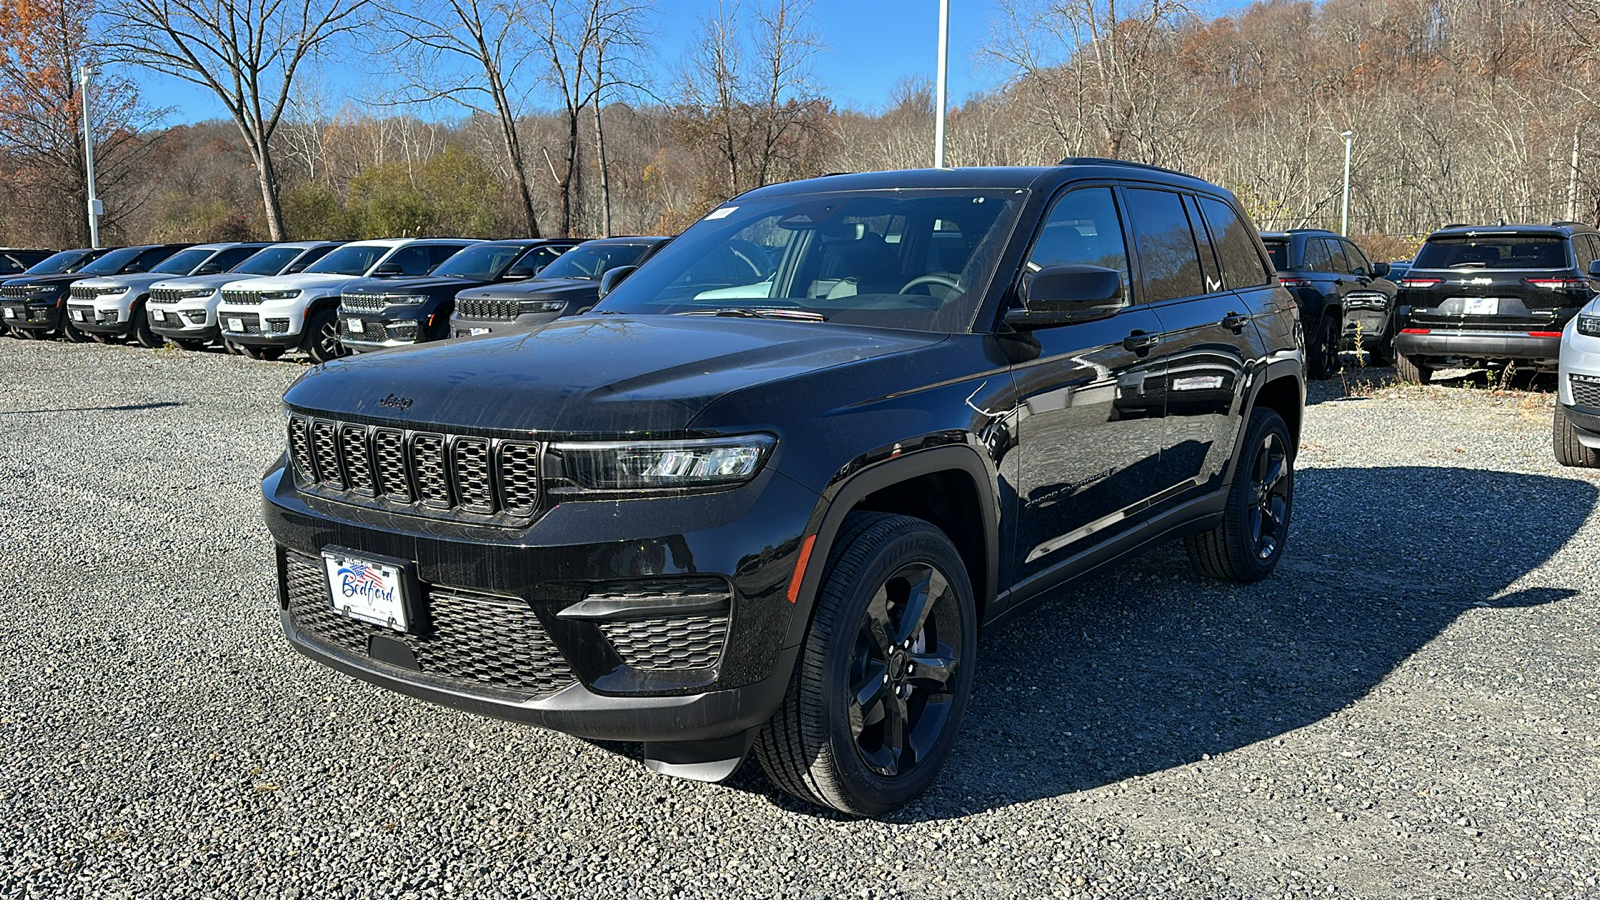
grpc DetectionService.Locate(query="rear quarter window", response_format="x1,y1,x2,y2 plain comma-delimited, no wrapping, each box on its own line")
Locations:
1198,197,1272,288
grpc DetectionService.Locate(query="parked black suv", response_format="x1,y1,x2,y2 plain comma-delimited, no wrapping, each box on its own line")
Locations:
449,236,670,338
264,161,1304,815
1393,223,1600,383
338,238,582,352
0,248,54,275
1260,229,1395,376
1,248,110,338
1,245,188,341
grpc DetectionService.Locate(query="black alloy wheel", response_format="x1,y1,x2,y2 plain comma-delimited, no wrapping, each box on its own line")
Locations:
1186,407,1294,582
755,512,977,816
1306,313,1339,380
303,308,347,364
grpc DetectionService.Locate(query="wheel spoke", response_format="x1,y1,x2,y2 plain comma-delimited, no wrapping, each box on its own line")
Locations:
892,566,945,646
881,693,909,776
1261,454,1286,493
848,660,890,739
864,585,894,655
908,643,957,691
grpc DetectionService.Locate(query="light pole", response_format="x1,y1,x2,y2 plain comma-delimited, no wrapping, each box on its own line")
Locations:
933,0,949,168
1339,130,1353,236
79,65,101,248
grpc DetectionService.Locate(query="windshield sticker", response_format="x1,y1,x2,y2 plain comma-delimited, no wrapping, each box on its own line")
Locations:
705,206,738,220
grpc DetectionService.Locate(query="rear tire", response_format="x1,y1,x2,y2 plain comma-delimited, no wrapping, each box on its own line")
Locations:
754,512,977,816
1395,352,1431,384
1305,313,1339,380
302,308,347,364
1186,407,1294,583
1554,403,1600,468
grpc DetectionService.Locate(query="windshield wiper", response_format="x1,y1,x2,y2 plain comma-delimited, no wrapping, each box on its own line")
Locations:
675,307,826,322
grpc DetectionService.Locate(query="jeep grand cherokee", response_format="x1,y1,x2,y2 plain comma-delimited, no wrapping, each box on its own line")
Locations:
263,160,1305,815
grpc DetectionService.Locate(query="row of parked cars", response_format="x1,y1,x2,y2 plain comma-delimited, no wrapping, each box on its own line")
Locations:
0,235,669,361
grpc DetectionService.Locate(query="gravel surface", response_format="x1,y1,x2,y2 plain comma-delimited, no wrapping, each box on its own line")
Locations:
2,339,1598,899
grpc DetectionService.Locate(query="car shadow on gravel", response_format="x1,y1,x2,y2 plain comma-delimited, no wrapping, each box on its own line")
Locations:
0,400,186,415
735,465,1596,821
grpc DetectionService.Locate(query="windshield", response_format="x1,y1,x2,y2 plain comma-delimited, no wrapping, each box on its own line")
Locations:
77,247,144,275
230,247,303,276
1263,240,1288,271
304,244,388,276
23,249,96,275
539,242,656,281
430,243,529,280
1414,235,1569,270
150,248,217,275
593,189,1026,332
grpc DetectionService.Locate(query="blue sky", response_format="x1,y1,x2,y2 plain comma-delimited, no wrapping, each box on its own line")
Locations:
124,0,1019,125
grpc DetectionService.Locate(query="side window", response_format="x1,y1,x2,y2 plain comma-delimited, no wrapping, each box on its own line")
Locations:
1322,239,1350,273
129,247,178,273
1301,238,1331,272
1342,240,1371,276
206,247,259,273
285,245,334,274
1182,194,1225,293
385,246,432,276
1197,197,1272,288
426,245,465,272
1123,187,1204,303
1024,186,1132,303
1573,235,1597,274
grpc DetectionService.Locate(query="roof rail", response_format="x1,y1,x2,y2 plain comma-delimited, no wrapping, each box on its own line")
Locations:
1552,220,1587,227
1057,156,1187,177
1443,222,1474,228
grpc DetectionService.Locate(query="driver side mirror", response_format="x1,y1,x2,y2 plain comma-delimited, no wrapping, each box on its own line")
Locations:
505,263,541,279
1588,260,1600,279
597,265,638,300
1372,261,1390,278
373,262,403,277
1003,265,1124,330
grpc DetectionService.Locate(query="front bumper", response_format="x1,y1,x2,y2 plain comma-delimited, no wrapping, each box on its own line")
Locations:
1393,328,1561,368
263,463,817,742
148,303,219,338
339,310,430,351
450,310,568,338
1,299,62,330
66,303,128,334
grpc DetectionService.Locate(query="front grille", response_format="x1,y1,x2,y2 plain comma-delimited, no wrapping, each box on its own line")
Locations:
221,289,263,304
283,551,577,698
149,287,184,304
2,285,31,299
69,285,99,301
456,297,520,320
599,615,731,670
340,293,390,312
1572,376,1600,407
287,414,539,522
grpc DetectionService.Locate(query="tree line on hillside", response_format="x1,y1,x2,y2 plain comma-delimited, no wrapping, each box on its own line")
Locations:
3,0,1600,261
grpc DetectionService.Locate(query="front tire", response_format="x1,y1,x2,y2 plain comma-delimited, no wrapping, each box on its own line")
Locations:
1554,403,1600,468
1186,407,1294,583
302,308,347,364
754,512,977,816
1395,352,1431,384
131,303,163,348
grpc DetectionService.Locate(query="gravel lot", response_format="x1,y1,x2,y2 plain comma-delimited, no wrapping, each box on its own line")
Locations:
2,338,1598,900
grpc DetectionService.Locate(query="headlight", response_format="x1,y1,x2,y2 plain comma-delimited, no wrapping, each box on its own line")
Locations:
259,289,302,300
1578,314,1600,337
183,288,215,299
553,435,776,490
23,284,56,296
385,294,429,306
101,286,129,296
519,298,567,313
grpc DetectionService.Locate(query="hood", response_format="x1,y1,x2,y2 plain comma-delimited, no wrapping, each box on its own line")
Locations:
455,277,597,302
283,315,944,435
78,273,169,292
222,273,362,294
150,273,240,292
343,275,489,295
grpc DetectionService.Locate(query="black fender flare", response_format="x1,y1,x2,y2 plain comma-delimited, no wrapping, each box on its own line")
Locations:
1218,355,1305,490
780,443,1001,648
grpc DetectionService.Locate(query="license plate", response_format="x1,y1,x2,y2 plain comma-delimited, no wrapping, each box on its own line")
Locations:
227,317,243,332
71,310,84,321
150,309,165,321
347,317,364,332
470,327,490,336
323,550,410,631
1463,297,1499,315
1,308,12,319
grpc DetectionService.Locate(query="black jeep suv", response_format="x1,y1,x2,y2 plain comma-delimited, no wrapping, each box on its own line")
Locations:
1,248,110,337
1260,229,1395,377
338,238,583,352
449,236,670,338
1394,222,1600,383
1,244,188,341
264,160,1304,815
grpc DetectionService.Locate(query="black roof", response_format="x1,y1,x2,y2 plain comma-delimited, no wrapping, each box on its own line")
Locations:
741,159,1223,200
1427,223,1597,238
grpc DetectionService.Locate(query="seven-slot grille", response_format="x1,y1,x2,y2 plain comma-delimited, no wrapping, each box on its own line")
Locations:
2,285,34,299
287,414,540,521
221,288,264,304
1572,375,1600,408
340,292,393,312
149,287,191,303
455,296,521,320
282,551,577,698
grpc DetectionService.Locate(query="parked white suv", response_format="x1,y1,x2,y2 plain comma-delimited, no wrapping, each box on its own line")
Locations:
1555,296,1600,467
148,242,342,351
68,243,268,347
216,238,477,361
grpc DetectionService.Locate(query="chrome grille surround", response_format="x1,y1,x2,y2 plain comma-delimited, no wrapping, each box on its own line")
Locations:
455,296,521,320
286,413,540,524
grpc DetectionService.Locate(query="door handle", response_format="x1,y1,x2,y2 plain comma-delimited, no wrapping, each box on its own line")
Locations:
1221,312,1249,333
1123,331,1160,352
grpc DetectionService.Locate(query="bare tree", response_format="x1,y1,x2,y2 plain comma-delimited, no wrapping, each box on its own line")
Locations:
105,0,367,239
369,0,545,235
587,0,654,236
